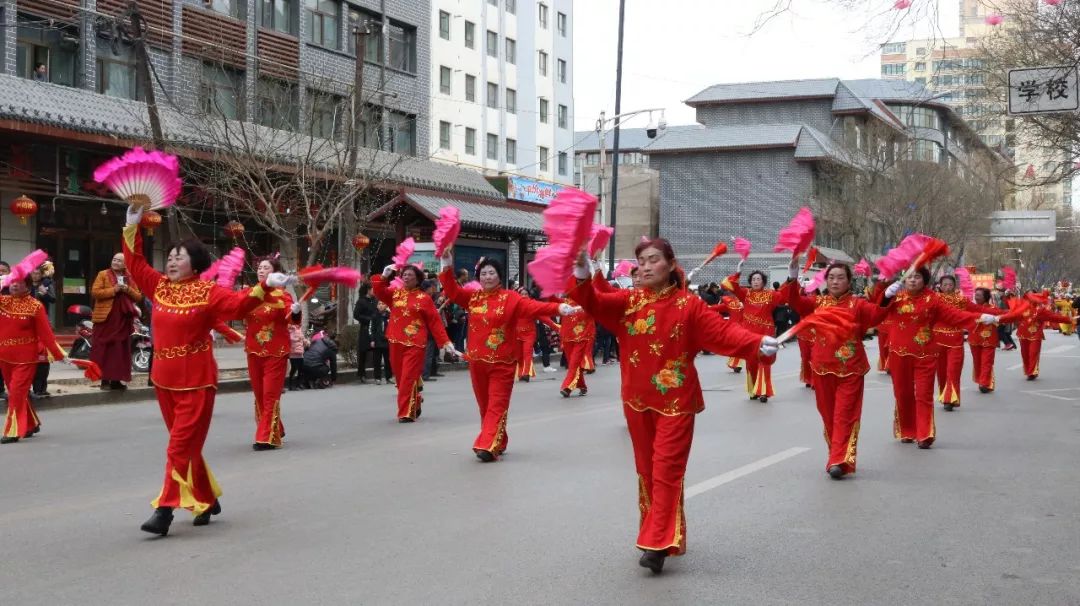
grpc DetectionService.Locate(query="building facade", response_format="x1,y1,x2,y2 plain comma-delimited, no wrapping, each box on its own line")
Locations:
428,0,574,186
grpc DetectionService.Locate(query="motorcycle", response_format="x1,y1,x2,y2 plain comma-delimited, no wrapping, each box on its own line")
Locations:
65,304,154,372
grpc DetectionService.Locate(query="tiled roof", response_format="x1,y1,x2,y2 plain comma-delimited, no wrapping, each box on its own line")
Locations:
644,124,803,154
685,78,841,106
794,126,854,164
370,193,545,236
573,125,705,153
0,75,502,200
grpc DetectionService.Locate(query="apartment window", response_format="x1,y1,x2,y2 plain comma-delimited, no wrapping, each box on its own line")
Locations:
307,89,344,140
487,82,499,109
16,16,78,87
97,42,139,100
465,127,477,155
439,121,451,149
487,133,498,160
538,51,548,76
259,0,294,34
439,66,452,95
539,146,549,171
465,21,475,49
506,138,517,164
558,152,568,176
200,63,244,119
506,0,516,15
465,74,476,102
914,62,925,71
880,63,905,76
557,11,567,36
505,38,516,64
388,22,417,72
557,104,567,128
505,88,516,114
256,78,297,129
881,42,906,54
487,30,498,58
306,0,340,49
557,58,566,83
385,109,416,155
539,98,549,123
347,8,380,59
439,10,451,40
538,3,548,28
210,0,246,19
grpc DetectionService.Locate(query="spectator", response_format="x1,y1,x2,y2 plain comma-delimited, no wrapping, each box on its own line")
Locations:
302,331,338,388
421,279,445,381
90,253,144,390
997,290,1017,350
352,282,377,383
29,264,56,398
287,321,307,391
33,63,48,82
369,302,392,384
0,261,7,401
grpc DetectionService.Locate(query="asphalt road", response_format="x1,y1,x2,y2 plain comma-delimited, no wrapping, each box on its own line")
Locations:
3,335,1079,605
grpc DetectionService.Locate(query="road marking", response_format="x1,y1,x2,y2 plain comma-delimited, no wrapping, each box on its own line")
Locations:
1044,344,1077,354
686,447,810,499
1024,388,1080,402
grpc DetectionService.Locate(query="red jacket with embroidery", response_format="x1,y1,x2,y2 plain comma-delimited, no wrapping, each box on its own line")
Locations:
122,224,269,390
708,296,744,323
571,279,763,416
932,291,969,348
785,283,889,377
244,288,296,357
967,303,1003,348
370,276,451,349
1017,306,1075,341
516,315,557,340
884,289,982,358
0,294,66,364
440,269,561,364
726,273,790,336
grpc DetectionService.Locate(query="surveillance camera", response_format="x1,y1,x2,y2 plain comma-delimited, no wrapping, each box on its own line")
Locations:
657,117,668,133
646,127,658,139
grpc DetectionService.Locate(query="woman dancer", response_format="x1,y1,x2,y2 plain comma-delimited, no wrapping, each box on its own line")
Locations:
1016,291,1075,380
245,256,300,450
514,287,557,382
968,288,1003,394
571,239,776,573
123,205,285,535
725,264,793,402
558,299,595,398
932,275,968,411
710,293,745,373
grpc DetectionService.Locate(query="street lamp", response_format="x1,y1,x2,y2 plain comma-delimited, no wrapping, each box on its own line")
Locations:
595,108,666,273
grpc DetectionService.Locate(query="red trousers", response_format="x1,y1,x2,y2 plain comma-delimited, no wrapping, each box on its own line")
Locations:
798,338,813,386
390,343,425,420
811,372,864,473
152,387,221,514
248,354,287,446
1019,339,1041,377
877,328,891,372
1,362,40,439
727,357,743,371
888,353,936,444
469,361,516,456
935,346,964,406
582,338,597,372
561,340,590,392
625,406,694,555
969,345,995,390
517,335,536,379
745,353,775,398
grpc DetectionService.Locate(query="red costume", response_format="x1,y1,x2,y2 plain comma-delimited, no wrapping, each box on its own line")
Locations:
572,279,762,556
244,288,295,447
559,299,596,395
123,224,268,516
967,303,1002,392
883,289,982,446
1,293,65,440
516,316,557,379
371,276,451,421
726,274,789,399
709,296,745,372
439,270,561,459
786,282,889,475
932,291,968,408
1016,305,1074,378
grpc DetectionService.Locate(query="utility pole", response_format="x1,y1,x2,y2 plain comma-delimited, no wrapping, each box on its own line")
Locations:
339,22,370,332
128,1,180,242
607,0,626,275
597,110,606,251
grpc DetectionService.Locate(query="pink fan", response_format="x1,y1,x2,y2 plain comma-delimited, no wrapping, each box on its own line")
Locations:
875,233,930,279
640,235,650,244
462,280,482,292
93,147,183,210
894,0,912,8
201,247,246,288
433,207,461,257
734,237,751,261
0,249,48,289
613,259,636,278
773,207,815,255
1045,0,1062,5
803,267,827,294
853,259,872,277
393,237,416,269
589,225,614,257
954,267,975,300
985,13,1004,25
527,188,598,297
389,277,405,290
1002,266,1017,291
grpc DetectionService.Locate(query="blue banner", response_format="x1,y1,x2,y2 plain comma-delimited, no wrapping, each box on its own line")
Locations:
506,176,564,206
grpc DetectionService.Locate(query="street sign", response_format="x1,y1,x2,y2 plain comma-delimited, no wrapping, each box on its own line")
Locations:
987,210,1057,242
1008,66,1080,115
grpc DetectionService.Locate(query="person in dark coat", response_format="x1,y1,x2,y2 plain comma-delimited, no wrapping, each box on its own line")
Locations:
302,332,338,388
353,283,377,383
369,302,392,384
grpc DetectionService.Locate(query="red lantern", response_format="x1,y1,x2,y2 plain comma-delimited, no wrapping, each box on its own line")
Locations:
140,210,163,236
352,233,370,251
9,194,37,225
224,220,245,240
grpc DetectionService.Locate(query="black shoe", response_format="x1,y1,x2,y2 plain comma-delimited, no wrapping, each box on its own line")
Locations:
140,507,174,536
638,549,667,574
732,367,742,373
900,438,915,444
805,383,812,389
519,376,530,382
475,449,495,463
560,388,571,398
917,440,933,449
828,465,845,480
99,383,111,390
1027,375,1037,381
29,425,40,436
193,500,221,526
759,396,769,403
579,388,588,396
979,386,991,394
944,404,955,411
433,373,446,377
252,443,276,451
398,417,415,423
0,436,19,444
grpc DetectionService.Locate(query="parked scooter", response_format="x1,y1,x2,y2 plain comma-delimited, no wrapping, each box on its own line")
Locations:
65,304,153,372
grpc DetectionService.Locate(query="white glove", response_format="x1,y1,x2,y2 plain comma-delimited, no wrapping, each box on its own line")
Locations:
126,204,144,226
978,313,998,325
290,302,301,314
558,303,581,316
266,272,293,288
442,343,462,359
759,336,779,357
440,251,453,271
382,264,396,279
788,261,799,280
736,260,745,273
60,357,75,366
590,260,604,276
686,268,699,283
885,281,903,299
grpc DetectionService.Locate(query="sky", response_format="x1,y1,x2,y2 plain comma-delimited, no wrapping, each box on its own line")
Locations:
570,0,961,132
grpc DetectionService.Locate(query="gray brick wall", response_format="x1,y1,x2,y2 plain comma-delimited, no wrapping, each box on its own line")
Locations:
695,99,837,135
653,149,813,284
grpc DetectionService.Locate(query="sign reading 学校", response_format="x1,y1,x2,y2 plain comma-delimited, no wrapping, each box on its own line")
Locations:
1008,66,1080,116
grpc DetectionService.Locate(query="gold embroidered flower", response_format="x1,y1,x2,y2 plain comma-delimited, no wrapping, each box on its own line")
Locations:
486,328,505,350
255,326,273,345
834,342,855,363
914,327,931,345
403,321,420,337
651,356,686,395
625,310,657,336
899,303,915,315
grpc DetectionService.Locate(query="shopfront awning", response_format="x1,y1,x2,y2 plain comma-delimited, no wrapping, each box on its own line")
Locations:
367,193,545,237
